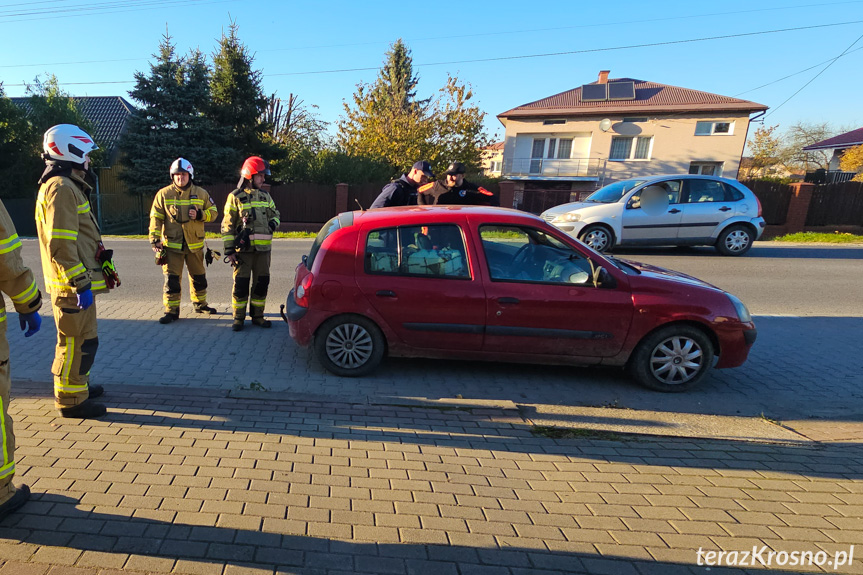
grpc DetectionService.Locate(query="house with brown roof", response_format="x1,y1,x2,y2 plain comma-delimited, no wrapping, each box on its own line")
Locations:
480,141,504,176
802,127,863,181
497,71,767,206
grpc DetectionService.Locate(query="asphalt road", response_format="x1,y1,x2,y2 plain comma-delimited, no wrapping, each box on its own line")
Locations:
18,238,859,317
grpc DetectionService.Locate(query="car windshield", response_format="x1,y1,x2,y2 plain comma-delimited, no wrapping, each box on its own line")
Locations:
585,179,645,203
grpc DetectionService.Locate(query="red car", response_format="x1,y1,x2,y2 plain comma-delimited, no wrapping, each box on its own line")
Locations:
282,207,756,392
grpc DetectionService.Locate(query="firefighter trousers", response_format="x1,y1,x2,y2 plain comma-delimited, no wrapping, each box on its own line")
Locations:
231,251,271,320
0,327,17,505
163,249,207,313
51,294,98,409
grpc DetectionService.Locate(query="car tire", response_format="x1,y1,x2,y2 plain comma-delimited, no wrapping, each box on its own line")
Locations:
629,325,714,392
715,224,753,256
314,315,385,377
578,225,613,253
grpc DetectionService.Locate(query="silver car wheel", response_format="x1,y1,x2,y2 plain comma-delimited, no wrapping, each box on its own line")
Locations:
583,228,610,252
649,336,704,385
325,323,374,369
723,229,751,253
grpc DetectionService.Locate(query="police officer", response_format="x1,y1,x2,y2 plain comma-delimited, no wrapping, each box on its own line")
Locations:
0,198,42,518
417,161,498,206
222,156,280,331
36,124,114,419
370,160,435,209
149,158,219,324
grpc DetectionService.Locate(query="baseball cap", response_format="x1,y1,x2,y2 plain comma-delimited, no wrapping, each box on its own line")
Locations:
412,160,435,179
444,161,466,175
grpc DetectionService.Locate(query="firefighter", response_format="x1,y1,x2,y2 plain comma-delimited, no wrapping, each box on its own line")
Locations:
417,161,498,206
149,158,219,323
36,124,116,419
222,156,280,331
0,198,42,519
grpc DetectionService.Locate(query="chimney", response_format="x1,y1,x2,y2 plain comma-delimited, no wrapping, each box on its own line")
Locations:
597,70,610,84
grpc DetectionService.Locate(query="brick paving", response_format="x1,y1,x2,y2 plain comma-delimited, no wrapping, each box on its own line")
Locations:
0,384,861,574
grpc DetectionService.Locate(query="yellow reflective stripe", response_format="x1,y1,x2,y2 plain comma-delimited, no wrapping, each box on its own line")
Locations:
48,229,78,241
77,202,90,214
91,279,106,290
46,278,73,289
250,298,266,307
222,234,235,241
231,299,247,309
58,263,86,281
55,382,88,393
0,462,14,480
150,211,165,220
251,239,272,246
0,309,5,323
0,234,21,254
12,280,38,304
62,336,75,390
187,242,204,251
227,205,238,213
250,201,270,208
165,241,183,249
0,395,8,471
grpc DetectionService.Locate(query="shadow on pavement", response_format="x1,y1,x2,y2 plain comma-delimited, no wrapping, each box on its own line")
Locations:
0,493,823,575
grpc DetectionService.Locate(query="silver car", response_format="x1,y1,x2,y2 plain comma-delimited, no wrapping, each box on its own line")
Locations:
540,175,766,256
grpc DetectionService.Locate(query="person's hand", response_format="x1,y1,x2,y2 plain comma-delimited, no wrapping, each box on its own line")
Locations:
268,220,277,232
19,312,41,337
188,207,198,220
151,240,163,253
225,254,238,265
76,289,94,310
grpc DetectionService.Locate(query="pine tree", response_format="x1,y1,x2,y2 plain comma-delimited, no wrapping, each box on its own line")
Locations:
120,32,235,195
338,39,489,176
210,20,277,162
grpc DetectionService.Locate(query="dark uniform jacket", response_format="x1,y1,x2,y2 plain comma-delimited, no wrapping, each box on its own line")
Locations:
417,179,498,206
370,175,418,209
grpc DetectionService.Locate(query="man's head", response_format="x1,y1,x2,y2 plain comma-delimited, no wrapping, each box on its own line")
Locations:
170,158,194,188
240,156,270,189
42,124,98,171
444,161,466,188
407,160,435,186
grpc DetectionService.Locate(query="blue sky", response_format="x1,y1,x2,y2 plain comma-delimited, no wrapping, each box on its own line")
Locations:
2,0,862,143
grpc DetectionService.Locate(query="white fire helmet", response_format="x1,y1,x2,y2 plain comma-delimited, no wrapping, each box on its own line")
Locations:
43,124,98,164
170,158,194,180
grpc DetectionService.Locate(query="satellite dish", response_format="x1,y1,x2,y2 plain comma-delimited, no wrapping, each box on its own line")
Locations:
599,118,612,132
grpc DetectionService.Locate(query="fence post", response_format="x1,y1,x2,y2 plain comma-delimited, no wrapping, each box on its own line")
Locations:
785,182,815,234
335,183,349,214
499,180,516,209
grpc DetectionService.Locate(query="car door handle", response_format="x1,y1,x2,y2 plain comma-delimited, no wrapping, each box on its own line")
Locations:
376,290,397,298
668,208,681,214
718,206,732,212
497,297,520,305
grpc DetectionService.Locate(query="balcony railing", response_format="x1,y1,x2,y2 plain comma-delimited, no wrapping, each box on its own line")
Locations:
503,157,605,178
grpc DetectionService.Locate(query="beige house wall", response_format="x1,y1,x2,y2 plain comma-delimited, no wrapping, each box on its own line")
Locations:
502,112,753,182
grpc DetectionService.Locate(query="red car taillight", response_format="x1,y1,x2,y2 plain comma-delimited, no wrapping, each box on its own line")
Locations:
755,195,763,218
295,273,314,308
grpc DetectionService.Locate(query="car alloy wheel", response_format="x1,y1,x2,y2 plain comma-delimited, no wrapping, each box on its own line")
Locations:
649,335,704,385
314,315,385,377
325,323,374,369
723,229,751,253
579,226,611,252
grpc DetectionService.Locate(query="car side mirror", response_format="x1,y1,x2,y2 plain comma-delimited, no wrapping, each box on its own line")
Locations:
592,265,617,289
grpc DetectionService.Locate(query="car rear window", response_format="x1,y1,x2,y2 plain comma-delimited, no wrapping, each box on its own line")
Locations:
306,212,354,270
365,224,469,279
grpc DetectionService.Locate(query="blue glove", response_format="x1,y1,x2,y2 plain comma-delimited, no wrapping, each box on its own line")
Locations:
19,312,41,337
77,289,94,310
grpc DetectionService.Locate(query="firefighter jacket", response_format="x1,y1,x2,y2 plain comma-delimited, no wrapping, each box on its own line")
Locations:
36,173,109,296
222,187,280,254
149,183,218,252
0,199,42,360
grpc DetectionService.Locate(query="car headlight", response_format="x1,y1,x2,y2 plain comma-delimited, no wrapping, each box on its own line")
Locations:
726,293,751,322
552,212,581,223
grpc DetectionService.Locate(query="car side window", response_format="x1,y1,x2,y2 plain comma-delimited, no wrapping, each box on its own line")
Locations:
365,224,469,279
479,225,593,285
628,180,681,208
685,180,728,203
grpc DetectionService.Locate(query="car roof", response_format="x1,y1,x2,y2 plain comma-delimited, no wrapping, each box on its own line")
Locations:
350,206,545,226
624,174,742,185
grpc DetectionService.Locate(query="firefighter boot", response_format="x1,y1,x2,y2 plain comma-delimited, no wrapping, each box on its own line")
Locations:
159,311,179,324
232,319,244,332
0,485,30,521
194,304,217,315
88,384,104,399
59,400,107,419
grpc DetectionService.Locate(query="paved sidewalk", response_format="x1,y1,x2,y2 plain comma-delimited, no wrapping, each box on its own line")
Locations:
1,383,862,575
